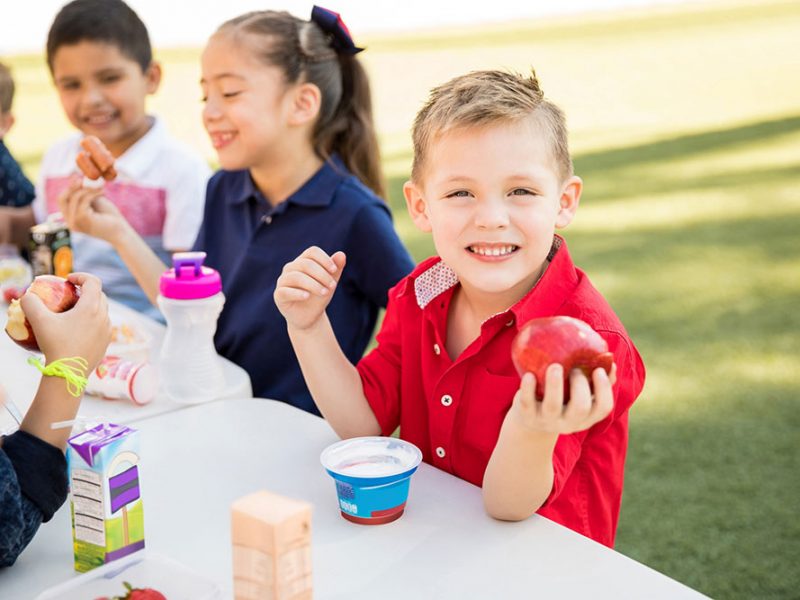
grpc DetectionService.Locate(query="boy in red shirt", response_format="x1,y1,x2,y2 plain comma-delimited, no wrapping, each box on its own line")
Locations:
275,70,645,547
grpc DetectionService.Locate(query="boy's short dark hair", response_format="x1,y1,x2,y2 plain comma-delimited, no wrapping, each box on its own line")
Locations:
0,62,14,114
46,0,152,73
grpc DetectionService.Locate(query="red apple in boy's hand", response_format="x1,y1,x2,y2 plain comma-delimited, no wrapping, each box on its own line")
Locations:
4,275,80,352
511,316,614,401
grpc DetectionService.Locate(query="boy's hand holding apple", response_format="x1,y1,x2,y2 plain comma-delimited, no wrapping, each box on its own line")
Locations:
274,246,346,331
508,316,616,435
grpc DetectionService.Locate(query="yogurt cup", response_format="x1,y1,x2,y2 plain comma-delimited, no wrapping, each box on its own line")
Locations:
320,436,422,525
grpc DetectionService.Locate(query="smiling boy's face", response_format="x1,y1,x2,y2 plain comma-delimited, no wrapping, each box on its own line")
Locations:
51,40,160,157
404,117,582,309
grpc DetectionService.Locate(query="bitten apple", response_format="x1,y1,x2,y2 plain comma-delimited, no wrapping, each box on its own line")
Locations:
5,275,80,351
511,316,614,401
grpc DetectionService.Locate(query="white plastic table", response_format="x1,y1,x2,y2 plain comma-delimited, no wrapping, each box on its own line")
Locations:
0,299,252,432
1,399,708,599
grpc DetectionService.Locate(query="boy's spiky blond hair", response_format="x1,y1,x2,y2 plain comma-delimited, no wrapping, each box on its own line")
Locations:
411,69,573,183
0,62,14,114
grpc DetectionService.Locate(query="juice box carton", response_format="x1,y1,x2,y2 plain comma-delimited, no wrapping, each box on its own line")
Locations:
231,490,313,600
67,423,145,573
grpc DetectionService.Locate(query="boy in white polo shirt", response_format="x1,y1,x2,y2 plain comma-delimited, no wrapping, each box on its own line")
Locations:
0,0,209,320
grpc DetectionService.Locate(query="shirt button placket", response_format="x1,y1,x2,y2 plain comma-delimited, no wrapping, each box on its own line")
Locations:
440,394,453,407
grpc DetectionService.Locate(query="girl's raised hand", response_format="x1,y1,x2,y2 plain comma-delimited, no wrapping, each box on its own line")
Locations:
274,247,346,331
57,178,126,243
508,364,616,435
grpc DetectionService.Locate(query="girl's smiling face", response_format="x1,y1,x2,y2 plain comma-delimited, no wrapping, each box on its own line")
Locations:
200,34,295,172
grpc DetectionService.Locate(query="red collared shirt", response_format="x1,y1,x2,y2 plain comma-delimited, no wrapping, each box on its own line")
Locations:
357,236,645,546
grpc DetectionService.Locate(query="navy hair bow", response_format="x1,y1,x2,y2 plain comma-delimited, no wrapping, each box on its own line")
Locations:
311,5,364,55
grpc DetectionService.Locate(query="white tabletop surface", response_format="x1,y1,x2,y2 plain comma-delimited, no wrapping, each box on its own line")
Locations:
0,298,252,432
1,398,707,600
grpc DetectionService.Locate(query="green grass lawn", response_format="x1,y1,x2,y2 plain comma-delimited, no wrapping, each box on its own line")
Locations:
4,1,799,597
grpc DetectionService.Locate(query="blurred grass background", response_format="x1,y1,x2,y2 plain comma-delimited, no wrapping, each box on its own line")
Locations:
3,0,799,597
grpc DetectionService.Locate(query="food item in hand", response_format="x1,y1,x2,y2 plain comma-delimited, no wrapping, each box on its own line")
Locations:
77,135,117,181
76,151,103,179
511,316,614,400
4,275,80,351
2,285,26,303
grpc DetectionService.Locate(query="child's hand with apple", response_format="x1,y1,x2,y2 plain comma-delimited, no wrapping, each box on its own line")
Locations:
508,316,617,435
5,273,111,370
274,246,347,331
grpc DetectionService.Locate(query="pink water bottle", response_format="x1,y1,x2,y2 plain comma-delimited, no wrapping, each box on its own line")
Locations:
157,252,225,403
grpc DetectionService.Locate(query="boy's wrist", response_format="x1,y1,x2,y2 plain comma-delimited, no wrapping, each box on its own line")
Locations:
502,406,559,448
114,218,138,247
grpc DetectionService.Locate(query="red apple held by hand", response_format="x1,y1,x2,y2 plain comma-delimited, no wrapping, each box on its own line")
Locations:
4,275,80,351
2,285,26,303
511,316,614,401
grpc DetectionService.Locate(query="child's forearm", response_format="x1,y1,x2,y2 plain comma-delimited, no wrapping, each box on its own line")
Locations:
482,415,559,521
288,317,381,439
20,375,82,452
114,222,168,306
0,206,35,246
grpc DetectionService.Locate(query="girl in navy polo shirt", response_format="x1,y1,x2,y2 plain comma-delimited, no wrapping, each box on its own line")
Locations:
58,7,414,414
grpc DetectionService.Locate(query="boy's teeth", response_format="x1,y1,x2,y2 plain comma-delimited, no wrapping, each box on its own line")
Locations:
470,245,517,256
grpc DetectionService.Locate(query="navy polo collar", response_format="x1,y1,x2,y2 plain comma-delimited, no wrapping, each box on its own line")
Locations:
226,155,349,209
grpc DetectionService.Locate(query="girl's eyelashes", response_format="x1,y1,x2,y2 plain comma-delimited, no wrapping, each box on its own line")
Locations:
199,89,243,102
446,190,472,198
510,188,536,196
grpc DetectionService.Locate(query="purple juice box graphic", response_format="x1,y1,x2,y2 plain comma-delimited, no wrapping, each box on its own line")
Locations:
67,423,145,573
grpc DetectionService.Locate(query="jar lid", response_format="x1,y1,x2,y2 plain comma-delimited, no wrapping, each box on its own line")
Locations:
159,252,221,300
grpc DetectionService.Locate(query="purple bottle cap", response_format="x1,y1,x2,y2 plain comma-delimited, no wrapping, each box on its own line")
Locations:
159,251,222,300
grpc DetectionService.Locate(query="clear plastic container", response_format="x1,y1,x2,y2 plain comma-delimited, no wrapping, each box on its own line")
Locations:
157,252,226,404
34,550,224,599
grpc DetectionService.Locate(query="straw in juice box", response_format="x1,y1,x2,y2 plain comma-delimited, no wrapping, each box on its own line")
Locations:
67,423,145,573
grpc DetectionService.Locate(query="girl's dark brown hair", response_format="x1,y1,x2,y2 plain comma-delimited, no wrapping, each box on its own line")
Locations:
217,11,385,198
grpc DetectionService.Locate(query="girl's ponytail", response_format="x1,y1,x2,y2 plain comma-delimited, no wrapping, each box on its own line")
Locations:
314,54,384,199
216,8,384,198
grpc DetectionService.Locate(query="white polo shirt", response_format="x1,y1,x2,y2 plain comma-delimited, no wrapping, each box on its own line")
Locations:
33,117,210,320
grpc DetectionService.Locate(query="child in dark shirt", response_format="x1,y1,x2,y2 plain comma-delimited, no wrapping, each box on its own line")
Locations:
0,61,35,212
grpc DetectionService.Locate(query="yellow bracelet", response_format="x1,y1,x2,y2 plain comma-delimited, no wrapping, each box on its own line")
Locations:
28,356,89,398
